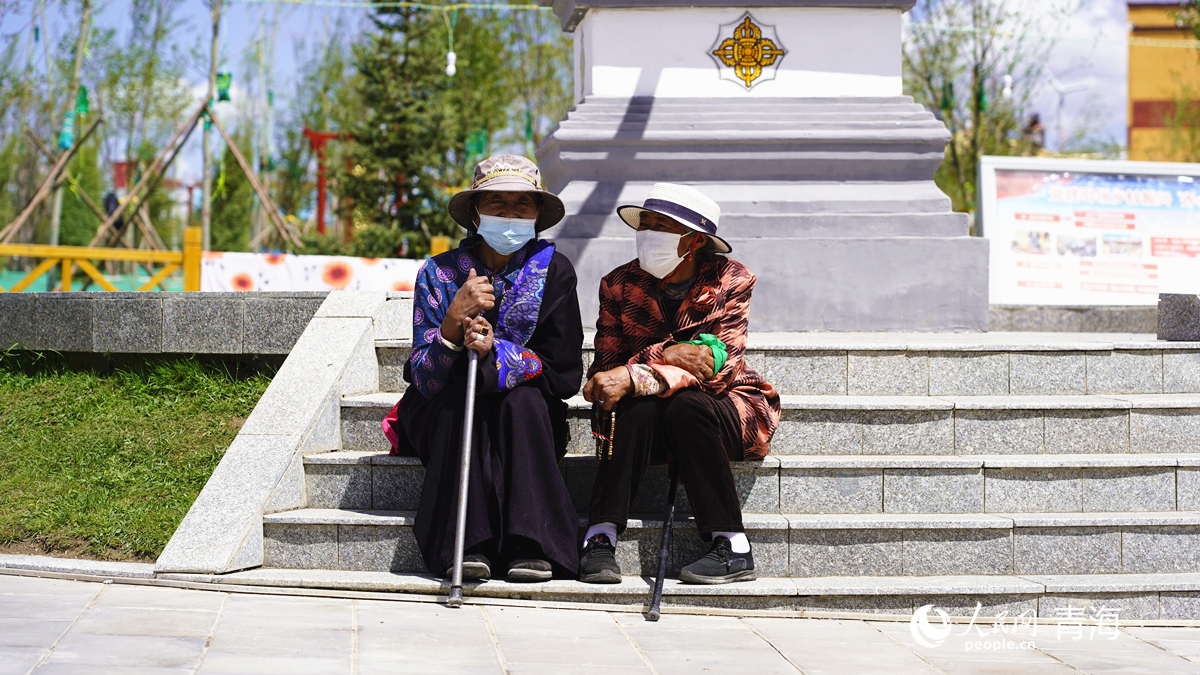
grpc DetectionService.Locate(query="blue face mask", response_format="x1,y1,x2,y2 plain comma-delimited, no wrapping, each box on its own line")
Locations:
477,213,537,255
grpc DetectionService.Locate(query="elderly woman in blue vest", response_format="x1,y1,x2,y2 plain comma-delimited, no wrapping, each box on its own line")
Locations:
383,155,584,582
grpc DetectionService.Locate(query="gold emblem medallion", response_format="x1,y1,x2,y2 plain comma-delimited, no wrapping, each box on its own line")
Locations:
709,13,787,91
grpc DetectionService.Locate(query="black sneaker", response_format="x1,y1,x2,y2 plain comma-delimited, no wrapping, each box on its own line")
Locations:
579,534,621,584
679,536,755,584
443,553,491,582
507,558,552,583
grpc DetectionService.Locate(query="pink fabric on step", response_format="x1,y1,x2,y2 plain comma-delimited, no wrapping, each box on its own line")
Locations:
382,401,401,453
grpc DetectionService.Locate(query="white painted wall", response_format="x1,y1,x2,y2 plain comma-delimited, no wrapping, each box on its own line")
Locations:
575,7,903,100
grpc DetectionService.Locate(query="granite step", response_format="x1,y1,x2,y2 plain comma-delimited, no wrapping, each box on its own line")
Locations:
261,508,786,578
566,96,928,112
562,103,936,115
340,392,1200,456
559,106,941,129
560,119,947,132
262,507,1200,580
545,124,950,144
563,114,940,128
551,180,959,215
551,180,958,216
304,450,1200,516
549,211,971,239
374,335,1200,398
157,567,1200,619
542,97,949,183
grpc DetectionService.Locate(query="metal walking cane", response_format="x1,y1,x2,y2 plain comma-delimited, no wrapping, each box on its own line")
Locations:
647,462,681,622
447,347,480,608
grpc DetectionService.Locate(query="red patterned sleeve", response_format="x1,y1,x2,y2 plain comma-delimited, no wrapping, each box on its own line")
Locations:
699,267,755,396
589,273,627,378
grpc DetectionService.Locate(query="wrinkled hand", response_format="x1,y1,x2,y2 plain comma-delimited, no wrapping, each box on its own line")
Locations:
441,269,494,345
462,315,494,357
583,367,632,411
664,343,714,380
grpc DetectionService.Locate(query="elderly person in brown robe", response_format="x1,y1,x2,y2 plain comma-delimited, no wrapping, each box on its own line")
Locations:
577,183,780,585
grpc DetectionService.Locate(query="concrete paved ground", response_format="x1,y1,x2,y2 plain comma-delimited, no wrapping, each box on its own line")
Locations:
6,574,1200,675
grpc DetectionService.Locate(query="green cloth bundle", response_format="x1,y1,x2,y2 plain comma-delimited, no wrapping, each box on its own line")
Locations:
680,333,727,373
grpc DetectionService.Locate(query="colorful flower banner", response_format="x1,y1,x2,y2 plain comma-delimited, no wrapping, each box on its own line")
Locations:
201,252,422,292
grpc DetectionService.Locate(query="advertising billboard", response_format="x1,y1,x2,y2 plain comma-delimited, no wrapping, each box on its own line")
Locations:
980,156,1200,305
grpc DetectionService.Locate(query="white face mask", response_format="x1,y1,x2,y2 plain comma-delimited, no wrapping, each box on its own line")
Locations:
477,213,537,255
636,229,686,279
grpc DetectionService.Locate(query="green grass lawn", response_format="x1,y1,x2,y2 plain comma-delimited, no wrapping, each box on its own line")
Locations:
0,352,271,561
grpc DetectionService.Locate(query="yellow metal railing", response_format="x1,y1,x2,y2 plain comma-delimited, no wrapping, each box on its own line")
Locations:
0,226,201,293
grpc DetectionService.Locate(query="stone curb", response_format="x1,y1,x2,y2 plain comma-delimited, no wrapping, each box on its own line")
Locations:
144,567,1200,624
154,291,385,575
0,553,154,578
0,291,414,355
347,392,1200,412
11,561,1200,625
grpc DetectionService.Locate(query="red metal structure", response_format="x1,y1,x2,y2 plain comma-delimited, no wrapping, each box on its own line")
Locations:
303,128,350,238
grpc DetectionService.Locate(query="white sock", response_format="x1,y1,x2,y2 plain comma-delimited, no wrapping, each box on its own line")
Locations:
584,522,618,546
713,531,750,554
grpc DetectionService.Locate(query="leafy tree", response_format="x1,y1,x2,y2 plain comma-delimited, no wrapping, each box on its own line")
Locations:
0,1,81,246
348,225,407,258
501,9,573,154
298,231,349,257
0,136,21,231
1157,82,1200,162
273,17,359,230
209,127,254,252
57,134,104,246
1175,1,1200,38
300,225,417,259
0,1,29,144
84,0,193,248
338,3,570,253
98,0,193,167
1156,3,1200,162
341,5,505,241
903,0,1074,226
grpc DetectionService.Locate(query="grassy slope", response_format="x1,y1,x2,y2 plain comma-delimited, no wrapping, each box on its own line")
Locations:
0,353,271,560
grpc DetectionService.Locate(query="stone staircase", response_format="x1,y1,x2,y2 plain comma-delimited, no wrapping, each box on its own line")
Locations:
254,324,1200,618
536,96,989,332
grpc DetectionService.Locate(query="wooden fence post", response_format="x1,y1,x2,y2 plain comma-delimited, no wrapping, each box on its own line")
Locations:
183,227,202,291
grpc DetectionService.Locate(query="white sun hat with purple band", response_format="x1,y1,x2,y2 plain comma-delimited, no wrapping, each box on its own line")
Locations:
616,183,731,254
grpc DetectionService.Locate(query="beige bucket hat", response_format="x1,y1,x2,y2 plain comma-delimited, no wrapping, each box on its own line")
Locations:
447,154,566,232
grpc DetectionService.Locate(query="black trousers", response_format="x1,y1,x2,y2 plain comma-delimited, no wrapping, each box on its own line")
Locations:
399,383,579,575
588,388,745,537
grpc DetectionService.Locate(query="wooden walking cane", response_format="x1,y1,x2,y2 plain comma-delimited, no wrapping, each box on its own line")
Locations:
647,462,681,621
447,347,481,608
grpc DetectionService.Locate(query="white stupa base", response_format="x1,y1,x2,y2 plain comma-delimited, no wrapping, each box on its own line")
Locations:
573,6,902,100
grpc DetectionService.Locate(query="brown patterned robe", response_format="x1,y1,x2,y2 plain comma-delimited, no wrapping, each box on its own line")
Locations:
589,255,781,459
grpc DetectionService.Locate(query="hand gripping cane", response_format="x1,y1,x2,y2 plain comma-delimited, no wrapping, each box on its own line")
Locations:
447,348,480,608
647,462,681,621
